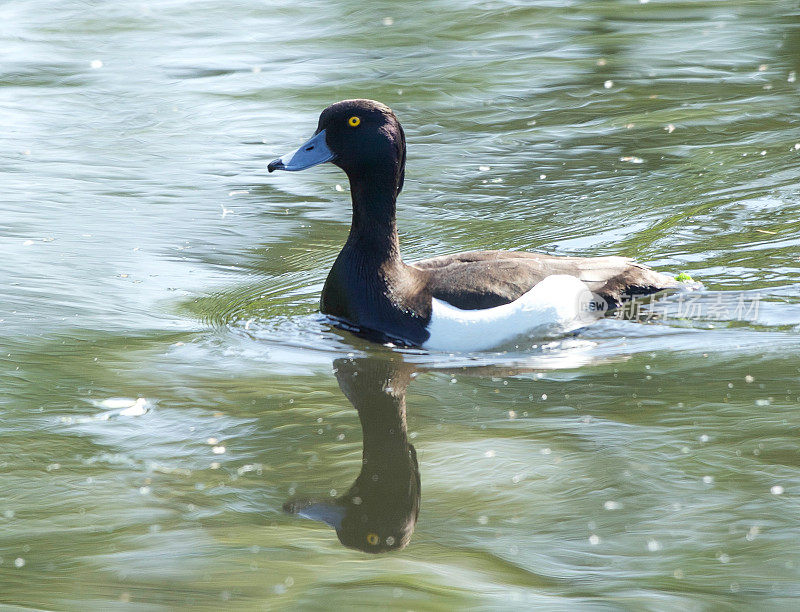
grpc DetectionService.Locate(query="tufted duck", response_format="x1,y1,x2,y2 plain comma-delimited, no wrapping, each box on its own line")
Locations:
268,99,679,350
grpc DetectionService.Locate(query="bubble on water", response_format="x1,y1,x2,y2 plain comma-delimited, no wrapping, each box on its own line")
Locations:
647,540,662,552
604,80,614,89
14,558,25,568
699,434,709,442
335,184,344,192
540,447,551,455
212,446,226,454
718,553,731,563
589,534,600,545
770,485,784,495
484,450,496,458
746,525,760,541
478,515,489,525
665,124,676,133
539,174,547,180
604,500,622,510
381,16,394,26
620,156,644,164
479,165,491,171
789,71,797,83
702,475,714,484
755,399,770,406
745,375,755,383
90,59,103,69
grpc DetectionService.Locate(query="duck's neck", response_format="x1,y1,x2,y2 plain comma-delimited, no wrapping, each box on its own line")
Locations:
344,170,401,263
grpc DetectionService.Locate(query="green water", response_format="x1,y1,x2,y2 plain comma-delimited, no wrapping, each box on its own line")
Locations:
2,0,800,609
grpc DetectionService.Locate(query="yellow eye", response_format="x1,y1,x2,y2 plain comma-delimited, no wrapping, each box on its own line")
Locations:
366,533,379,545
348,116,361,127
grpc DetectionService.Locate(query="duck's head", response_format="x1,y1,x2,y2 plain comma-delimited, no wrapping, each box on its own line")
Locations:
268,99,406,195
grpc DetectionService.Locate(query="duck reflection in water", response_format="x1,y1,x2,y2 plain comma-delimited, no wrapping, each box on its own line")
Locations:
284,356,420,553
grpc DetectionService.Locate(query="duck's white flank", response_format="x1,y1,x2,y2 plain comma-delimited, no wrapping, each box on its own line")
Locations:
422,275,595,352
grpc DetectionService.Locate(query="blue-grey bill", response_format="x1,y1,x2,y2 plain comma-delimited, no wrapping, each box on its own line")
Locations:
267,129,334,172
295,502,346,528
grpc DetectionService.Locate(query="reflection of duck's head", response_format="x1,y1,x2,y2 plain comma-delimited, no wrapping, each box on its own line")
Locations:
284,356,420,553
283,454,418,553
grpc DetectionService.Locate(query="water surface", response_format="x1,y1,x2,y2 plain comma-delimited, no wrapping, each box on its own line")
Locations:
1,0,800,608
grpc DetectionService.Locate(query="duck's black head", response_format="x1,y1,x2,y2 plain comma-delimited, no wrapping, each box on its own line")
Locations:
268,99,406,196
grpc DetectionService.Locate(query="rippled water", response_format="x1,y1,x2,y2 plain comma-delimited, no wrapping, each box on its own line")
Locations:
2,0,800,608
